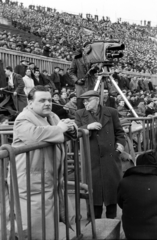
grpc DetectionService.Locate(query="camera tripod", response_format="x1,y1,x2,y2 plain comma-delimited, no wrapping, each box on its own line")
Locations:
94,65,138,118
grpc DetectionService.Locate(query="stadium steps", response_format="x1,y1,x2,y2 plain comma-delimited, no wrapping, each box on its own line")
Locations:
0,23,41,43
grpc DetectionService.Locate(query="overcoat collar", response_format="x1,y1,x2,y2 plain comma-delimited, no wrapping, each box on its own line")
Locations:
123,165,157,178
81,105,111,128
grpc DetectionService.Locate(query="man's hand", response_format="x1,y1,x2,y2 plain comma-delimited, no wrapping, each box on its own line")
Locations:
57,120,69,132
13,92,17,96
76,79,85,85
87,122,102,130
62,119,75,131
0,88,4,91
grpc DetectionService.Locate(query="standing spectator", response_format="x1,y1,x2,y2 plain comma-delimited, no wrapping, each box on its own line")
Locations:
11,86,77,239
69,44,97,109
1,66,27,112
14,59,28,77
41,70,56,92
23,69,34,96
63,68,75,90
50,67,61,91
75,90,125,219
59,68,65,88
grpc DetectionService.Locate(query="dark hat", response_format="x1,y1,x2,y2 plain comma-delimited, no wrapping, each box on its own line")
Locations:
136,152,157,166
79,90,99,99
69,93,76,99
28,62,34,65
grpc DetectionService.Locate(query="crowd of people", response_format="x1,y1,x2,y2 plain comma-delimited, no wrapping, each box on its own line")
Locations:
0,1,157,73
1,2,157,239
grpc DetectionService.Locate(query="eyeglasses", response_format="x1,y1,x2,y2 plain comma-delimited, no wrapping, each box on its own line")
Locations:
83,97,97,105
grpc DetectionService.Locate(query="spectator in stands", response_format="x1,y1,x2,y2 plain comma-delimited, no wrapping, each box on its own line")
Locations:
75,90,125,219
103,89,117,109
118,151,157,240
14,59,29,77
41,70,56,93
60,91,68,105
145,99,156,116
50,67,61,91
52,92,69,119
63,68,75,90
33,69,46,86
23,68,34,96
65,93,77,119
11,85,77,239
0,66,27,112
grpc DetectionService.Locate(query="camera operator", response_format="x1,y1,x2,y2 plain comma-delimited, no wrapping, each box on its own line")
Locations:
69,42,98,109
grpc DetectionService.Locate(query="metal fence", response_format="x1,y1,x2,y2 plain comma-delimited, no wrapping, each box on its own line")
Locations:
0,48,70,74
125,116,157,155
0,129,96,240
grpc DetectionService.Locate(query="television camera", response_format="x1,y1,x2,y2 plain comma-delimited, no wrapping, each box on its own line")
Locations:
84,39,125,65
83,40,138,117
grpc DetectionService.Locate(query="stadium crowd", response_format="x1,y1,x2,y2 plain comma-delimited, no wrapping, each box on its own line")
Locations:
0,1,157,73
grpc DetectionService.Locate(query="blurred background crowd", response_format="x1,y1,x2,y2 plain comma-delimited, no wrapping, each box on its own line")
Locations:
0,1,157,73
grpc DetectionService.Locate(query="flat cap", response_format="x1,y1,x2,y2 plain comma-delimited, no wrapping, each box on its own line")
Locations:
20,59,29,62
79,90,99,99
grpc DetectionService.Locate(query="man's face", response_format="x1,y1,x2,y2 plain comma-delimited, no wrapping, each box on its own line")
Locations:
61,92,67,99
35,71,40,78
29,91,52,117
5,69,11,77
103,90,108,98
83,97,99,111
53,94,60,101
54,68,59,73
22,61,28,66
71,97,77,104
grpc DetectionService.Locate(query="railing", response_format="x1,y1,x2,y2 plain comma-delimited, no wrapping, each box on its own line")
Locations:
0,48,157,85
0,129,96,240
125,116,157,155
0,48,70,74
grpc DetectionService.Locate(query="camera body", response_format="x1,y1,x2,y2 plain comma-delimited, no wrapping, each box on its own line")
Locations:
84,40,125,64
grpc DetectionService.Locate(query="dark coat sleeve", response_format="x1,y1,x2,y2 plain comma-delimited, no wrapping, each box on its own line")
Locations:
75,110,88,129
110,108,126,147
14,73,25,94
69,59,78,83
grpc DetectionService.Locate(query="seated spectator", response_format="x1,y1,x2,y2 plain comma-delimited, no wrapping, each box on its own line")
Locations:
60,91,68,105
65,93,77,119
145,99,155,116
52,92,69,119
137,102,146,116
103,89,117,109
118,151,157,239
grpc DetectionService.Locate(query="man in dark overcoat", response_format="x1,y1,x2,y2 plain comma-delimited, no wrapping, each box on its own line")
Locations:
69,45,97,109
1,66,27,112
118,152,157,239
14,59,28,77
75,90,125,219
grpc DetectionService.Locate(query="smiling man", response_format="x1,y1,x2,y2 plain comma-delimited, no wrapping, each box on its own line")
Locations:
75,90,125,219
11,85,77,239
